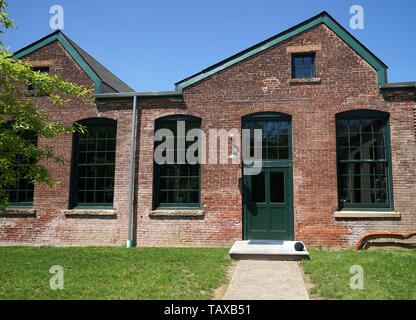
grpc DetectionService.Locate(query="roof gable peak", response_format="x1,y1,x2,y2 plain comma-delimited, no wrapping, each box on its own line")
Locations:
175,11,387,92
12,30,134,93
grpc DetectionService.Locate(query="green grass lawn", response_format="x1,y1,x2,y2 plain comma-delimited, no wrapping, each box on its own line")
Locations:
0,246,231,300
301,249,416,300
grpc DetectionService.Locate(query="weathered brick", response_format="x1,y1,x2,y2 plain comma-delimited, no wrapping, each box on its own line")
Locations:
1,23,415,249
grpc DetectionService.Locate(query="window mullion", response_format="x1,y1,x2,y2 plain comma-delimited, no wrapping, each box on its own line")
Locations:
359,124,364,202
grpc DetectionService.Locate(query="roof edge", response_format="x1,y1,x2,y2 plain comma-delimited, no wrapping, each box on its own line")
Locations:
12,31,102,93
380,81,416,91
93,91,183,100
175,11,388,93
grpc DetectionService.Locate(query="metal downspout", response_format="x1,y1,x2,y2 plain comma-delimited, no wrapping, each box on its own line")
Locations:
126,96,137,248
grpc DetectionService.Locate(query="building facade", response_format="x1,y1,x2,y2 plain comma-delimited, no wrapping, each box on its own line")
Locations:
1,12,416,248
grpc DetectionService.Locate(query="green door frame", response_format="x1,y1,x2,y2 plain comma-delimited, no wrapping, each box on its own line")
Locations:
243,165,294,240
241,112,294,240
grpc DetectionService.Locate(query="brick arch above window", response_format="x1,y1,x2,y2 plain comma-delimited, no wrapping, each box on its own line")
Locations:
336,109,390,119
330,105,390,116
149,112,202,123
74,117,117,126
236,105,294,118
155,114,202,122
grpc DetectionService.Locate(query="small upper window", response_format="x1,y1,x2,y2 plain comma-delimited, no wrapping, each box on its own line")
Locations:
28,67,49,91
291,53,315,78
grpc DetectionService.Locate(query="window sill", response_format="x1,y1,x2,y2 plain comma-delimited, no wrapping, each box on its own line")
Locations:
63,209,116,217
288,77,321,85
150,209,204,217
1,208,36,216
334,211,400,219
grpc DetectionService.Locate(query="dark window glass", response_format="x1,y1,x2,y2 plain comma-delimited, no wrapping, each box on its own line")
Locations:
6,127,37,207
72,118,116,207
155,116,201,207
270,172,285,203
336,113,391,208
292,53,315,78
251,172,265,203
28,67,49,91
243,119,290,160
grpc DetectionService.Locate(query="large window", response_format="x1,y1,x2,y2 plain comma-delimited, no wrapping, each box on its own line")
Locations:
70,118,117,208
154,115,201,208
6,129,38,207
291,53,315,78
336,110,393,210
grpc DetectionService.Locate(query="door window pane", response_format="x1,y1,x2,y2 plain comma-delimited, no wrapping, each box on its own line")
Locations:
251,172,265,203
270,172,285,203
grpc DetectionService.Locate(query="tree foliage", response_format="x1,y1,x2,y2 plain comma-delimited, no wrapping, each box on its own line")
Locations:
0,0,94,210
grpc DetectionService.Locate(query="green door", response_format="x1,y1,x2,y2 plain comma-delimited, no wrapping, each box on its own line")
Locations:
244,167,293,240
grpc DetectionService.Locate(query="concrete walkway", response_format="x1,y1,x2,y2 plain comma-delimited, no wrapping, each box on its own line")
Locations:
223,260,309,300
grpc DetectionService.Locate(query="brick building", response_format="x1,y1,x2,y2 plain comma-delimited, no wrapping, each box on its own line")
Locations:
1,11,415,248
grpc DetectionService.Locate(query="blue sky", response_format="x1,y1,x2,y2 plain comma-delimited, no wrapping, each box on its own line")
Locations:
3,0,416,91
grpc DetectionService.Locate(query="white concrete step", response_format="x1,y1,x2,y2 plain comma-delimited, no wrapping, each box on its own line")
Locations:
229,240,310,261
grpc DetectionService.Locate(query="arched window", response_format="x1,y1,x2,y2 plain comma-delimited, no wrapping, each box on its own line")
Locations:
154,115,201,208
336,110,393,210
6,127,38,207
70,118,117,208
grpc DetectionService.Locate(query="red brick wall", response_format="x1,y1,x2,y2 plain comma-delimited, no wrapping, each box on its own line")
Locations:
0,40,133,246
1,24,415,248
132,24,416,248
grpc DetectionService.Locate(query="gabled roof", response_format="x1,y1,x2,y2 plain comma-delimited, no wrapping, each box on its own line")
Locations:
13,30,134,93
175,11,388,93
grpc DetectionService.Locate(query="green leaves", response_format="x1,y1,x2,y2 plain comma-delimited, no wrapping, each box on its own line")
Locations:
0,0,15,40
0,1,94,210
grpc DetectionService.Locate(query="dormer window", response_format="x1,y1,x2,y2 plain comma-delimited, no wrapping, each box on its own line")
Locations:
291,53,315,78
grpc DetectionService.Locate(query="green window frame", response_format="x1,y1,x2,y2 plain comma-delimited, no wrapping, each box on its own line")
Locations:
242,112,292,165
336,110,394,210
153,115,201,209
291,53,316,78
70,118,117,209
6,129,38,208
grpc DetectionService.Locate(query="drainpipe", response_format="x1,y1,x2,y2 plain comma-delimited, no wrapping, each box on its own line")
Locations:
93,91,183,248
126,95,137,248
